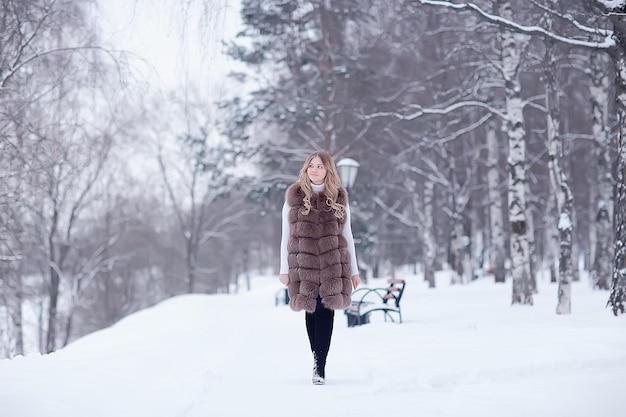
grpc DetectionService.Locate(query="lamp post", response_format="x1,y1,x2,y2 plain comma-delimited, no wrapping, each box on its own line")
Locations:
336,158,360,191
337,157,365,282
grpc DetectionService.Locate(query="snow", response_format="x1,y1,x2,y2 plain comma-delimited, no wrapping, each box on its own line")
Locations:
596,0,626,9
558,212,573,230
417,0,616,49
1,271,624,417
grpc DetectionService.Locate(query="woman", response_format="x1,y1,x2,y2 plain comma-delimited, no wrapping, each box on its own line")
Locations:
279,150,361,385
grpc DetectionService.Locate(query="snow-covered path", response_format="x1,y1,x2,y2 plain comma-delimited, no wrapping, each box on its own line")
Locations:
1,274,624,417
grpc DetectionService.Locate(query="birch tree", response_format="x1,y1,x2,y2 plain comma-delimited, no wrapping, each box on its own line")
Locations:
0,207,24,357
608,125,626,315
401,0,534,301
486,123,507,283
446,146,472,284
496,0,534,304
0,130,26,356
544,30,574,314
0,0,128,353
414,0,626,311
423,179,438,288
592,0,626,314
589,50,613,290
360,1,533,299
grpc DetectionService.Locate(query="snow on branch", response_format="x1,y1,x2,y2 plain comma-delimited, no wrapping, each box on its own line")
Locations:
529,0,612,36
372,195,421,228
596,1,626,9
361,100,507,121
416,0,615,50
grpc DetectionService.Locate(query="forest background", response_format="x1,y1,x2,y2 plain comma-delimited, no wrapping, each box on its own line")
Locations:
1,0,626,358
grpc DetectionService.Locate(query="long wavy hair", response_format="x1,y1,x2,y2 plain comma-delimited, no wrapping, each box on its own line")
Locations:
297,151,346,219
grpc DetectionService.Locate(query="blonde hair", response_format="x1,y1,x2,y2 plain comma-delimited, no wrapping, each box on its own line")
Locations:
297,151,346,219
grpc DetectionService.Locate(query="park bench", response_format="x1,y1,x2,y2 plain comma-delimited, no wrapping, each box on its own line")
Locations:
275,287,289,306
344,278,406,327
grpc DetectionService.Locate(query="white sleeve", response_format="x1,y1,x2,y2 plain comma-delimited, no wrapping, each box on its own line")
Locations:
279,201,290,274
342,203,360,276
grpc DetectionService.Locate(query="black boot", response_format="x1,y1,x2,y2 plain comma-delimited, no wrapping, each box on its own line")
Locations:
312,353,325,385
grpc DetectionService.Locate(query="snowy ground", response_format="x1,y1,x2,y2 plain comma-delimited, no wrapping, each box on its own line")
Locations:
1,271,624,417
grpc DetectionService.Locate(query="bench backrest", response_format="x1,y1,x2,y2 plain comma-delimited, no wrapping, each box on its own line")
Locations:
383,278,406,308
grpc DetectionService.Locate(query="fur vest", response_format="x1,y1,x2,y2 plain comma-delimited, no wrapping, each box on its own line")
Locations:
285,183,352,312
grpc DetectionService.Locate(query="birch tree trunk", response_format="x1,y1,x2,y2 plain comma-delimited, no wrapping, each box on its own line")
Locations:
405,175,435,288
589,51,613,290
546,192,559,284
605,1,626,314
524,181,537,293
0,166,25,356
498,0,533,305
1,264,24,357
8,258,24,356
423,180,437,288
609,123,626,315
47,220,66,354
448,151,465,284
486,124,506,283
544,38,574,314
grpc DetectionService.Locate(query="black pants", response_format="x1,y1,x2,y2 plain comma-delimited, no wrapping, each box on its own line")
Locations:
305,297,334,378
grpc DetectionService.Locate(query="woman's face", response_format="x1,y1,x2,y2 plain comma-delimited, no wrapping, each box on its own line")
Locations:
307,156,327,185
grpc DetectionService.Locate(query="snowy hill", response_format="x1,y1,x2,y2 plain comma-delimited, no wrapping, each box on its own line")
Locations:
1,273,624,417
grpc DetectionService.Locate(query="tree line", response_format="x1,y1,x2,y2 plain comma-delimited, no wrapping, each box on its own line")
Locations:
221,0,625,313
1,0,625,358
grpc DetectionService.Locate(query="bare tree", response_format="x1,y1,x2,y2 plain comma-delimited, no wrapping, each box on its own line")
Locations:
0,0,129,354
367,1,536,300
412,0,626,314
156,90,253,293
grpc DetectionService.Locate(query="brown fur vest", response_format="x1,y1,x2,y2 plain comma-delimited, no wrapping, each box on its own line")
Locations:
285,183,352,312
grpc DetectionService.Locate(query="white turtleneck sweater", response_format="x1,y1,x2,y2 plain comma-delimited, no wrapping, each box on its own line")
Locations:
279,183,360,276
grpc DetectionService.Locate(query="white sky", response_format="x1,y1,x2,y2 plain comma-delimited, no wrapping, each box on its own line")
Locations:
1,270,624,417
95,0,249,186
98,0,242,91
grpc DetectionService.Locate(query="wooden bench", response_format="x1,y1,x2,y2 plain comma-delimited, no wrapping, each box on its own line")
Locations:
344,278,406,327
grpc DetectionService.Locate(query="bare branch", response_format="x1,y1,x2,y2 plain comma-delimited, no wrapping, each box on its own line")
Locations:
2,46,124,89
362,100,508,121
158,148,187,231
372,195,421,229
528,0,612,36
415,0,615,50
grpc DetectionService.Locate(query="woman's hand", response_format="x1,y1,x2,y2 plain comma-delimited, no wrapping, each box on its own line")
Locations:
351,274,361,289
279,274,290,286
